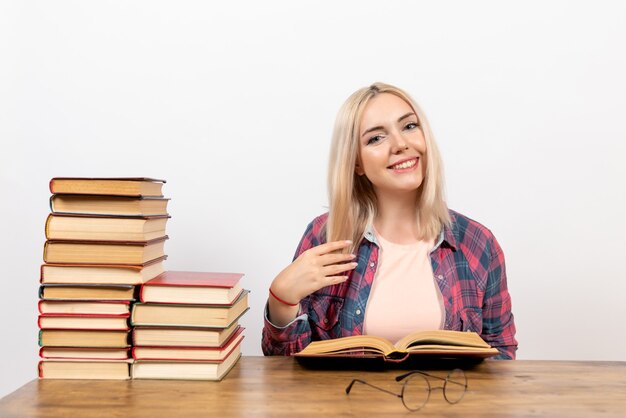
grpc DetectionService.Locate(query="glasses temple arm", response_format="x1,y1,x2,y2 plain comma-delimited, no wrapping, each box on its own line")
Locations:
345,379,402,398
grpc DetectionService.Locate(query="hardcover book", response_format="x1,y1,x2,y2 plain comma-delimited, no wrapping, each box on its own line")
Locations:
39,347,131,360
38,314,130,330
38,300,131,315
49,177,165,197
43,236,168,264
131,347,241,381
131,291,249,328
45,213,169,241
38,359,131,380
50,194,169,216
294,330,499,361
132,327,244,361
140,271,244,305
132,322,241,347
39,329,130,348
40,257,166,285
39,284,137,301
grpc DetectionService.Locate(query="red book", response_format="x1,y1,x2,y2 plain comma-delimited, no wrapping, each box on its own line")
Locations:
132,327,245,361
140,271,244,305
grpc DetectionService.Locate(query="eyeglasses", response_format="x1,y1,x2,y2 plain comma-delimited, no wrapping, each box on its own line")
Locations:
345,369,467,412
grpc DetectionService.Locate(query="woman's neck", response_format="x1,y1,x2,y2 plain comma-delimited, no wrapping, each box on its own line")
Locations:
373,191,420,244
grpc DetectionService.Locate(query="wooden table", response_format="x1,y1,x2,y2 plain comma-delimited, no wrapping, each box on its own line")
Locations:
1,357,625,417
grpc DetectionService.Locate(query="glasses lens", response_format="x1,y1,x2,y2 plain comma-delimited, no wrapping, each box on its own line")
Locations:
443,369,467,404
401,374,430,411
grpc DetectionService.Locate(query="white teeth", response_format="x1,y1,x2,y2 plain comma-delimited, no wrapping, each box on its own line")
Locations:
391,159,417,170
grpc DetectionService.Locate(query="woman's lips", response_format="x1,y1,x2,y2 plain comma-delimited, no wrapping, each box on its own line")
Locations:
388,157,419,171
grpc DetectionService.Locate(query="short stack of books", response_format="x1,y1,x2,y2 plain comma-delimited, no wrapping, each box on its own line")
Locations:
131,271,248,381
38,177,170,380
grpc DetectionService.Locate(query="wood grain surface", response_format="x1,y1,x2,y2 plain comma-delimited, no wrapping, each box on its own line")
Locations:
1,357,625,417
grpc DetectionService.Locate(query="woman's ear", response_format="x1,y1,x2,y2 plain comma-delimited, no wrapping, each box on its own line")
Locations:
355,160,365,176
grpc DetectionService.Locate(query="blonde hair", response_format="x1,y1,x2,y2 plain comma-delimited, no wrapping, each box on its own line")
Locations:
326,82,450,252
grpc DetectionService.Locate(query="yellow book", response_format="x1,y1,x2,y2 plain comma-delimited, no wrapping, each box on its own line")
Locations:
295,330,499,361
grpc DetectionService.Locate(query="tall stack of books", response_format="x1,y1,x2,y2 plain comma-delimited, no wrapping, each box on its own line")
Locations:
38,177,170,380
131,271,248,381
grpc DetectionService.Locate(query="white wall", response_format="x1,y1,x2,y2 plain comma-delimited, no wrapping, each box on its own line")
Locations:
2,0,625,398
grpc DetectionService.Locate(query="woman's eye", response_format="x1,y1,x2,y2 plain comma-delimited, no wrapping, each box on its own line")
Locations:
405,122,419,130
367,135,383,145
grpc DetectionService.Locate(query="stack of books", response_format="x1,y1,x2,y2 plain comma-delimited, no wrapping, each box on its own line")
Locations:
38,177,170,380
131,271,248,381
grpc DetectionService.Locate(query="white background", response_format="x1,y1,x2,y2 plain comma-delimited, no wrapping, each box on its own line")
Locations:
2,0,625,398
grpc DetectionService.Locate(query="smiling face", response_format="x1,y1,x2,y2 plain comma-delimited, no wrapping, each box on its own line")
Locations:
356,93,427,199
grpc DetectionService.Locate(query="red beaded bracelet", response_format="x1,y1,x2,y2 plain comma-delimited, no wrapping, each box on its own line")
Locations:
269,288,299,307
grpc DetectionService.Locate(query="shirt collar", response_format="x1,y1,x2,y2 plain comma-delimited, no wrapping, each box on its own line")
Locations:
440,222,458,251
362,224,380,246
362,222,457,251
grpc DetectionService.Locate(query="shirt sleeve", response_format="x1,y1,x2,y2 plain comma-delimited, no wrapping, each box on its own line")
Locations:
261,216,325,356
481,235,518,359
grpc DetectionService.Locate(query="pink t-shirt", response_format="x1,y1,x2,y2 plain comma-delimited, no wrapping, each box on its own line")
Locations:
363,231,444,344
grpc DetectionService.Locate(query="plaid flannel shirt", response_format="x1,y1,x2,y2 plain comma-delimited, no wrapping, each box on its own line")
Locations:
262,209,518,359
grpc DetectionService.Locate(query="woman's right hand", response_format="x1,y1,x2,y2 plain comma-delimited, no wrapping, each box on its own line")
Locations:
267,240,357,326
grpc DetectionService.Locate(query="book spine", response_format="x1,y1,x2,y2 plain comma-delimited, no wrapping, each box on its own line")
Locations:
38,361,44,378
129,306,137,326
49,179,55,194
38,329,43,347
37,300,44,314
38,285,45,299
44,214,52,239
138,284,145,303
42,242,49,263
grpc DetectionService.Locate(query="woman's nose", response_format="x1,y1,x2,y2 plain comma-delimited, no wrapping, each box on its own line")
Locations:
390,132,409,154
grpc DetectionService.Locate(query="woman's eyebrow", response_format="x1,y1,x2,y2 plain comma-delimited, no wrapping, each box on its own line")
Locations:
361,125,384,138
398,112,416,122
360,112,417,138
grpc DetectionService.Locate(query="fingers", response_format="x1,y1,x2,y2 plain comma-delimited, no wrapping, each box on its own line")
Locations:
310,240,353,256
325,275,350,285
322,262,358,277
319,252,356,266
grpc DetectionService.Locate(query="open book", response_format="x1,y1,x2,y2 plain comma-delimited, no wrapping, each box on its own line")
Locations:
294,330,499,362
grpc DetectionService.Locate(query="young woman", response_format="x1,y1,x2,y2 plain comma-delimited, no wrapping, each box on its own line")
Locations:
262,82,517,359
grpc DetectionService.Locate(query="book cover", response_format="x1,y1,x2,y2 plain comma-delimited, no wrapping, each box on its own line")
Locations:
39,347,131,360
39,284,137,301
132,327,245,361
132,323,241,347
140,271,244,305
38,359,132,380
38,329,130,347
38,313,131,330
50,194,170,216
131,349,241,381
40,256,166,285
45,213,170,242
131,291,249,328
49,177,165,197
43,236,168,265
38,300,131,315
